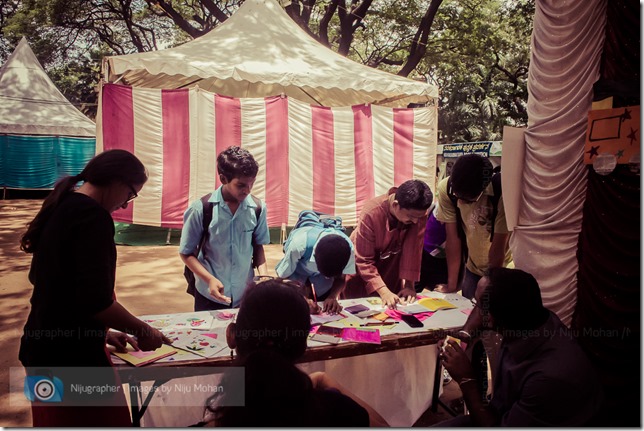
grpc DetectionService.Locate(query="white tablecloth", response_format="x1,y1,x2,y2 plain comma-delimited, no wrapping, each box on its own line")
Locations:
126,292,470,426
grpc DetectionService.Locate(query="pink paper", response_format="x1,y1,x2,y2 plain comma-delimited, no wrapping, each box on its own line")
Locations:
385,309,434,321
341,328,381,344
128,350,158,359
461,308,472,316
203,333,218,339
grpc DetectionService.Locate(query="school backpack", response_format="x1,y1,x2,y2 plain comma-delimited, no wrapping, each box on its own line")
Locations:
283,210,345,262
184,193,262,297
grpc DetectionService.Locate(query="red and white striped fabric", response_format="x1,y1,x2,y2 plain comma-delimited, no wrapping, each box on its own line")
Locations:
98,83,436,228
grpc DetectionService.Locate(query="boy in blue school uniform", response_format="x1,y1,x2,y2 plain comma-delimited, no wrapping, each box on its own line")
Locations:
180,146,270,311
275,229,355,313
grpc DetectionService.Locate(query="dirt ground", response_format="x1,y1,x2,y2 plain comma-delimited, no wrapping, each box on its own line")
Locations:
0,199,286,427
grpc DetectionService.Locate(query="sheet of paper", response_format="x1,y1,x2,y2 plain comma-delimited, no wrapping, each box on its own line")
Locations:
140,311,215,331
164,328,228,358
341,328,381,344
398,303,434,314
423,308,469,330
113,344,177,367
417,297,457,312
311,312,345,325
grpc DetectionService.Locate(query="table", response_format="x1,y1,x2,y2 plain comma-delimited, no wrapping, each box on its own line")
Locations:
115,293,473,427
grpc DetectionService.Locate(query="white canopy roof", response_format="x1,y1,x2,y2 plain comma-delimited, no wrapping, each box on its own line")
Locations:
0,37,96,137
103,0,438,107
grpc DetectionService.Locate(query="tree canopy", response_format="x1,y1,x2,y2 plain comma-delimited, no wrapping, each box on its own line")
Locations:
0,0,533,142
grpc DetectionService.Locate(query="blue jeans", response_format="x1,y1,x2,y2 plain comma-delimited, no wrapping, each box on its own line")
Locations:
460,269,481,300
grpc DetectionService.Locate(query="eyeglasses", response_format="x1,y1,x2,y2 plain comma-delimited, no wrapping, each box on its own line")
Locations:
125,184,138,204
252,275,317,304
452,189,484,204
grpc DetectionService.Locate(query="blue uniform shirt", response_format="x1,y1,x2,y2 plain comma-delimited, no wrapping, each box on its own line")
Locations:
275,227,356,297
179,187,270,307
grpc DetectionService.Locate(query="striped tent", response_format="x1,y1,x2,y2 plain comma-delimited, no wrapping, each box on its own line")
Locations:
99,84,436,228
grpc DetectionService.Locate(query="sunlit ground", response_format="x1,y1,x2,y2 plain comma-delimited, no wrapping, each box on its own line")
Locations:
0,199,283,426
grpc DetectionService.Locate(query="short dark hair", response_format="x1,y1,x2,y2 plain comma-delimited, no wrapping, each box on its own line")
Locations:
481,267,549,331
217,146,259,181
235,280,311,361
395,179,433,210
314,234,351,278
450,154,494,199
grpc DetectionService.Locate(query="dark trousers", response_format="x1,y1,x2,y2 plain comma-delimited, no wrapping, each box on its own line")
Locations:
194,290,233,311
415,249,448,292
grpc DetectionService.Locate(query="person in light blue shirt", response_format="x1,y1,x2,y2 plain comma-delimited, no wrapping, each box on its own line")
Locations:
275,228,355,313
180,146,270,310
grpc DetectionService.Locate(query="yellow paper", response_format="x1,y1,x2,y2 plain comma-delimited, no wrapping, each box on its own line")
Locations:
113,343,177,367
418,297,457,312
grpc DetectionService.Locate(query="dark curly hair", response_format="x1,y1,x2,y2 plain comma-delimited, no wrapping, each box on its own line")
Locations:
217,146,259,181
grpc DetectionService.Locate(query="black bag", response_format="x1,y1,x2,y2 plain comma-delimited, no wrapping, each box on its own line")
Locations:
184,194,262,296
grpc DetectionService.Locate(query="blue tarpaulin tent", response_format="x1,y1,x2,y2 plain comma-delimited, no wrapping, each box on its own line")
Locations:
0,37,96,189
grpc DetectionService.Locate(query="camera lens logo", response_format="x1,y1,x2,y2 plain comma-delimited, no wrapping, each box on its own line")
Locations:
24,376,63,403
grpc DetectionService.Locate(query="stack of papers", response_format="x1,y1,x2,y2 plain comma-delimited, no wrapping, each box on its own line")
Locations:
113,344,178,367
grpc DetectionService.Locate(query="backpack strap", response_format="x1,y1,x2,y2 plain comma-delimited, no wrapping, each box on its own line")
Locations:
489,173,502,242
250,194,262,226
197,193,214,257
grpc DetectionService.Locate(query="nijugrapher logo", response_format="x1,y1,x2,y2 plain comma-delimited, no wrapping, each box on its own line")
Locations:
24,376,63,402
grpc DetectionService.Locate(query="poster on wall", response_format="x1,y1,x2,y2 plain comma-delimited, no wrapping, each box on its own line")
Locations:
584,106,640,165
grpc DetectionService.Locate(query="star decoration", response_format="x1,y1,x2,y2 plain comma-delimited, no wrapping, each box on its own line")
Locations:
616,149,625,159
627,127,637,145
621,108,632,122
587,146,600,158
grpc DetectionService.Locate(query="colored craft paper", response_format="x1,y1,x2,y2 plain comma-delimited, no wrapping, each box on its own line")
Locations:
341,328,381,344
584,106,640,164
113,344,177,367
311,312,344,326
165,329,228,358
398,303,432,314
141,311,214,331
385,308,434,322
417,297,457,312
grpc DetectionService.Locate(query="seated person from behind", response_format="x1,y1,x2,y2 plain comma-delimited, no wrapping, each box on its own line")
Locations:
440,268,603,427
203,278,387,427
276,229,354,314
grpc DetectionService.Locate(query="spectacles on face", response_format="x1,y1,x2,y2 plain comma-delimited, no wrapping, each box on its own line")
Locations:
449,185,484,204
125,184,138,204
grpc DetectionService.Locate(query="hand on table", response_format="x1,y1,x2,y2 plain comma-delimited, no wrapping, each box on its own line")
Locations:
377,286,401,309
434,283,458,294
322,297,342,314
398,287,417,304
106,331,138,352
209,278,231,305
137,326,172,351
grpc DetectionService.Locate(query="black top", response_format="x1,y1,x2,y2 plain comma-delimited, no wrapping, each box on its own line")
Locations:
313,388,370,427
19,192,116,368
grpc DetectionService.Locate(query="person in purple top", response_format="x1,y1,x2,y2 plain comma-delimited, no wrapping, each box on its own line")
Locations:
415,202,448,292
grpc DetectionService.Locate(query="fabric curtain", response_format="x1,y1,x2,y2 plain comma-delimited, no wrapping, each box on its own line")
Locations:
509,0,607,325
0,135,95,189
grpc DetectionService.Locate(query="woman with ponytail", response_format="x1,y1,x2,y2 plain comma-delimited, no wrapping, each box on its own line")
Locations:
19,149,170,426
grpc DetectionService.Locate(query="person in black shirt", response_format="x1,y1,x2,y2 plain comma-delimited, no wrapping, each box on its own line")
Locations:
19,149,170,426
204,278,387,427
